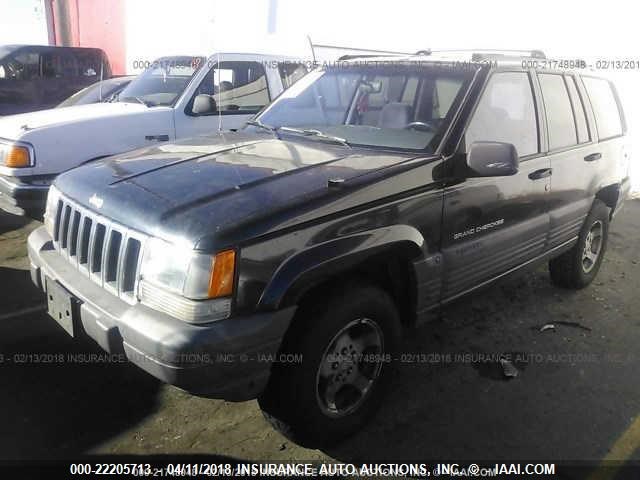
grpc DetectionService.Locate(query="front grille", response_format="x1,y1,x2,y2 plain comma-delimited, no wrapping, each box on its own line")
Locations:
51,194,147,303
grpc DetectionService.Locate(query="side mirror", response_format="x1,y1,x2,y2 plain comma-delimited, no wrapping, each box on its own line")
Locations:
192,94,217,115
467,141,519,177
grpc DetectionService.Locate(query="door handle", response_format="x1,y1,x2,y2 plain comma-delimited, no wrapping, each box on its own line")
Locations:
528,168,553,180
584,152,602,162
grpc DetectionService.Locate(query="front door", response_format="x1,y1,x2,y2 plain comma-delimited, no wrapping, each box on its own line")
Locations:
441,70,551,300
175,59,273,138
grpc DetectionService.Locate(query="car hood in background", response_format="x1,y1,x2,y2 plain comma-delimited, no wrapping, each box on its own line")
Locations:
0,102,149,140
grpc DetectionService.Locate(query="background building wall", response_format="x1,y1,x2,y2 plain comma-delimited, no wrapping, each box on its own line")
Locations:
47,0,126,75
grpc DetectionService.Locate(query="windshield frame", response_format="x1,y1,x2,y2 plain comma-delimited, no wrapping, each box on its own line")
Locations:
117,55,206,108
255,62,480,154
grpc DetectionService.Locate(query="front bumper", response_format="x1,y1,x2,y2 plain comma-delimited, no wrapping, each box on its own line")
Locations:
28,226,296,401
0,175,49,218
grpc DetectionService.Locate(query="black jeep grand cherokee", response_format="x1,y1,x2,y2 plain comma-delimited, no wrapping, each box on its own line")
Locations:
28,50,631,445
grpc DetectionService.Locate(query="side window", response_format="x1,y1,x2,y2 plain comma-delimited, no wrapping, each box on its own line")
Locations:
465,72,538,157
1,51,40,81
538,74,577,150
191,61,269,114
565,76,590,144
75,52,102,77
278,62,309,89
42,51,79,78
582,77,623,140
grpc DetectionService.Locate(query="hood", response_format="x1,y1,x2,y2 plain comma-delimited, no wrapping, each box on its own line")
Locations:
0,102,148,140
55,132,421,250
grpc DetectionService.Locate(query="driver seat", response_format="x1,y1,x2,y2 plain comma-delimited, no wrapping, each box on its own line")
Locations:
378,102,413,129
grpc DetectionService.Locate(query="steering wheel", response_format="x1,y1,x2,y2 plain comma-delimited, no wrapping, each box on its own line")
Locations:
405,121,435,132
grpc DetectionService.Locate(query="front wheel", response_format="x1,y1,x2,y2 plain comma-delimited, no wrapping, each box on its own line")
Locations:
549,199,610,289
258,282,401,447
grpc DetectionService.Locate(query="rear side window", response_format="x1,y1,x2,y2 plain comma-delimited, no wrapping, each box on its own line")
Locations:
565,76,590,144
75,51,103,77
582,77,623,140
465,72,538,158
538,74,577,150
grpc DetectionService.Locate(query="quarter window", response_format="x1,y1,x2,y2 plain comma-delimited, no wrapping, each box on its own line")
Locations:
582,76,623,140
75,51,104,77
465,72,538,158
539,74,577,150
565,76,590,144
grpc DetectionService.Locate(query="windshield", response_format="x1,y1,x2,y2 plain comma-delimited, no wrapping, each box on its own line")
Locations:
117,56,205,107
57,78,130,108
256,63,474,151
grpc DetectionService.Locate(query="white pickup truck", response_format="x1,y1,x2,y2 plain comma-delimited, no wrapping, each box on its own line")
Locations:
0,52,308,217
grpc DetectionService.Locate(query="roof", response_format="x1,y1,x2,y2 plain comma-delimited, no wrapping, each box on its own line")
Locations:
336,49,595,75
0,44,106,58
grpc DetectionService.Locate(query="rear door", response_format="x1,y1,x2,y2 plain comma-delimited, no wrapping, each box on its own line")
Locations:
581,76,629,212
441,70,551,300
536,72,623,248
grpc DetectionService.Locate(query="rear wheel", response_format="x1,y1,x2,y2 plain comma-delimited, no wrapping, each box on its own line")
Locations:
549,199,610,289
258,281,401,447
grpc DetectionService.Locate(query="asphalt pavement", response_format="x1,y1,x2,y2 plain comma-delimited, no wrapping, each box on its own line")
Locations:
1,202,639,475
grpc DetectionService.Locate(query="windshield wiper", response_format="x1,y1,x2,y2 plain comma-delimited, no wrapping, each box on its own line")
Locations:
279,127,351,148
245,119,281,139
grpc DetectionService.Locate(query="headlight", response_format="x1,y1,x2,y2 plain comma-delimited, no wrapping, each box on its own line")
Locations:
44,185,60,237
139,237,236,323
0,140,35,168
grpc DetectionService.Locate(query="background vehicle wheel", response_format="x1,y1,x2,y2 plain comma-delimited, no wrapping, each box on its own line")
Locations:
549,199,610,289
258,280,401,447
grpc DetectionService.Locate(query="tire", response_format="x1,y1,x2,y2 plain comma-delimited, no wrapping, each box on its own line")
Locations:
549,199,610,289
258,280,401,447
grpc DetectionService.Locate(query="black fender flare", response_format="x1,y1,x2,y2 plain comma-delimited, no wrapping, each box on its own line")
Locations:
595,182,621,216
257,224,425,311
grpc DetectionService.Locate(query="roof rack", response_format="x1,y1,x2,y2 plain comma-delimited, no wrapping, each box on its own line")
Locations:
337,54,396,61
307,38,411,62
415,49,546,60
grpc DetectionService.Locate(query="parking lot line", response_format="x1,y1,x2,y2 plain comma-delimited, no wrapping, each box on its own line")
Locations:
588,414,640,480
0,304,46,321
